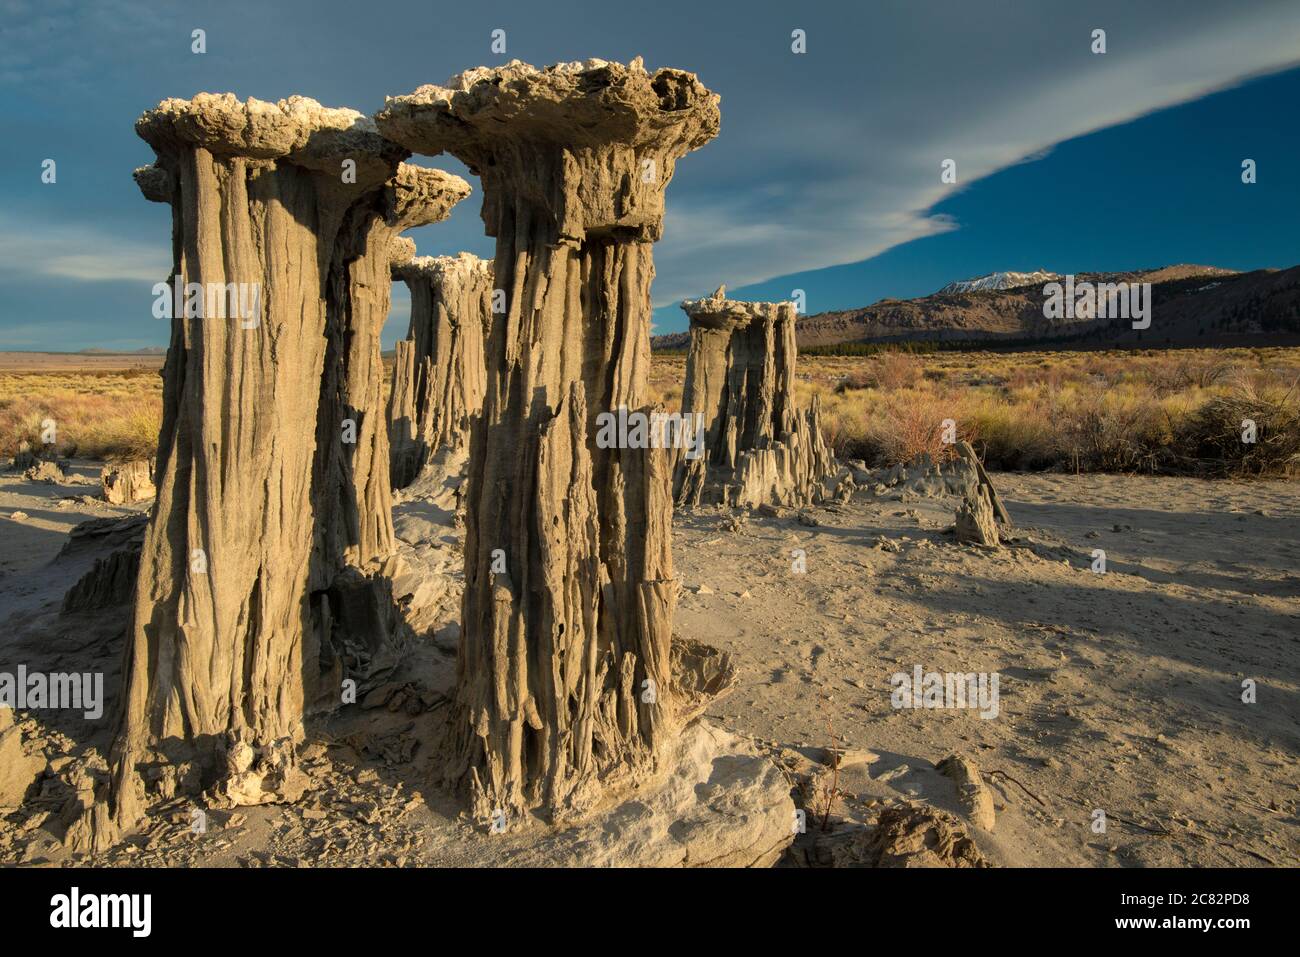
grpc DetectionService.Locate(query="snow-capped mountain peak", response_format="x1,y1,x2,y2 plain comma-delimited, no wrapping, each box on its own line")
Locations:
938,269,1060,294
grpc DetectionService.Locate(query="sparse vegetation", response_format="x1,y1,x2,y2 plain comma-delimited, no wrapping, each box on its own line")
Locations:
5,347,1298,478
651,346,1300,477
0,369,163,460
1176,374,1300,477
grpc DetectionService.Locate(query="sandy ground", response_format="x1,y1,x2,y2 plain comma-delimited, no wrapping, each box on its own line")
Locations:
0,463,141,574
675,472,1300,866
0,464,1296,867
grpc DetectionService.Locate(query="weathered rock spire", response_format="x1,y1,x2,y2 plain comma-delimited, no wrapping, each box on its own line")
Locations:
315,161,470,574
377,59,721,823
953,440,1011,547
81,93,467,850
386,252,493,488
674,293,835,508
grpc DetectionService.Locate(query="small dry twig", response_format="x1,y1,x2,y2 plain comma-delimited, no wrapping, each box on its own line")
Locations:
821,718,841,832
984,768,1047,807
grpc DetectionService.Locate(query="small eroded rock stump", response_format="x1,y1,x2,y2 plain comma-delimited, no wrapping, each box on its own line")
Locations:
955,484,1000,547
836,803,990,868
100,460,154,504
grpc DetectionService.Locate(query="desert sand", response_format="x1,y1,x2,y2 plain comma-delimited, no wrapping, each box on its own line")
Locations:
2,460,1295,866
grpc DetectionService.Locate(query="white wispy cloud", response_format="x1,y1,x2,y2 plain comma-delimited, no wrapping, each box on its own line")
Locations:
0,213,168,284
4,0,1298,351
651,3,1300,306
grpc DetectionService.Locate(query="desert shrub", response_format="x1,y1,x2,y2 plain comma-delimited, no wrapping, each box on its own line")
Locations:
1176,377,1300,477
1053,386,1170,472
0,387,162,460
854,388,966,466
963,393,1056,470
818,388,875,460
1004,362,1076,393
831,351,922,393
833,371,875,394
1147,354,1233,395
1081,353,1125,384
832,353,925,395
653,383,682,410
875,352,923,391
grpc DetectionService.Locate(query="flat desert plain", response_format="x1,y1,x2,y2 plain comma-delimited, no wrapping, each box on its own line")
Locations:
0,351,1297,867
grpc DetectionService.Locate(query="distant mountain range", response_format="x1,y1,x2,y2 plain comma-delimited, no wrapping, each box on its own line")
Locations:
78,347,167,355
652,264,1300,350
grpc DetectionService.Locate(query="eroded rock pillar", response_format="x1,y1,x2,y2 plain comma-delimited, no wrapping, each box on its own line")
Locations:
315,163,469,570
387,252,493,488
378,59,720,823
307,165,469,705
674,287,835,508
84,94,466,848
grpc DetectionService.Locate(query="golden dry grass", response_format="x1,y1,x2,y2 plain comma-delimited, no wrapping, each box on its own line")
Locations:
4,347,1297,477
0,369,163,460
651,347,1300,476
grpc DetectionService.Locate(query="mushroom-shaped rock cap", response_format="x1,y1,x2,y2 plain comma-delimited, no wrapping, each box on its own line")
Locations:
680,293,798,331
376,58,719,159
385,163,471,231
393,251,492,285
377,60,719,241
137,93,406,182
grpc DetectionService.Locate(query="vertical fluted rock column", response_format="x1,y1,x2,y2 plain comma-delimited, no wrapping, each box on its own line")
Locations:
315,164,469,571
674,287,835,508
307,165,469,704
378,59,720,823
83,94,466,849
386,252,493,488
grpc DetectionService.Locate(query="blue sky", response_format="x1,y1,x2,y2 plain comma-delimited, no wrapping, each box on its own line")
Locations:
1,0,1298,350
735,65,1300,315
